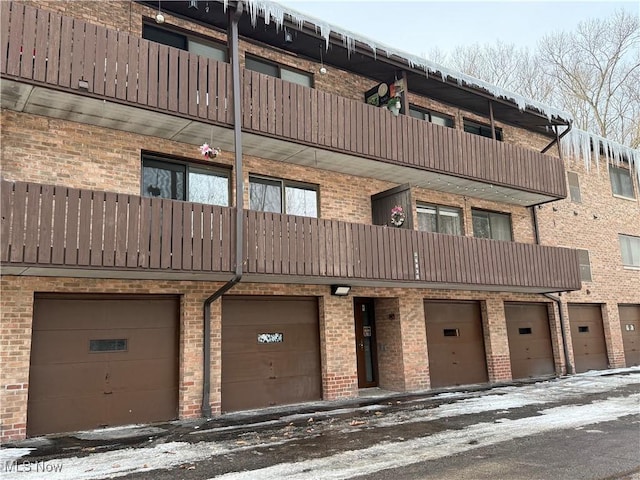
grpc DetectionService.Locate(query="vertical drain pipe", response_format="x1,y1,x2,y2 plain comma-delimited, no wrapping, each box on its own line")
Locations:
539,124,574,376
202,1,244,418
544,293,574,375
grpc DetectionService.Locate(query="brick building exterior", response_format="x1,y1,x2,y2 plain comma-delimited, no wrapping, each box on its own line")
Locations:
1,0,638,442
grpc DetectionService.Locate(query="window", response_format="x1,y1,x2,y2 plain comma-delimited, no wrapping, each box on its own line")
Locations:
245,55,312,87
249,176,318,217
90,339,127,353
577,249,592,281
417,204,462,235
463,119,503,141
142,155,230,206
619,234,640,268
609,165,635,199
567,172,581,203
142,24,227,62
409,107,454,128
471,209,512,241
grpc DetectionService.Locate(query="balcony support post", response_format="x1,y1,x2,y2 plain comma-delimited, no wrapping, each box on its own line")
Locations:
202,0,245,418
488,100,496,140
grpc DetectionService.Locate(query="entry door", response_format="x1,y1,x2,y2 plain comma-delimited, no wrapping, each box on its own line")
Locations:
354,298,378,388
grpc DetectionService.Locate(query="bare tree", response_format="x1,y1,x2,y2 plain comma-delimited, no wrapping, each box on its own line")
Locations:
539,10,639,146
431,10,639,147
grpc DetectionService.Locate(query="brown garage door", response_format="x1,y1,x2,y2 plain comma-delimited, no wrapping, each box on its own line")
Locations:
28,295,179,437
505,303,555,379
424,300,488,388
619,305,640,367
221,296,321,412
568,304,608,373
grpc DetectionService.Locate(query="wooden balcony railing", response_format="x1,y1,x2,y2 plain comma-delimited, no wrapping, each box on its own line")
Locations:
0,181,581,291
0,2,567,199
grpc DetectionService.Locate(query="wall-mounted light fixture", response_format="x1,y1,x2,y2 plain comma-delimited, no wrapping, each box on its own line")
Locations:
331,285,351,296
189,0,199,9
284,29,293,43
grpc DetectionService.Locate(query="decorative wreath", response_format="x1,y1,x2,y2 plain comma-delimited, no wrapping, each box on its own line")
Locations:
390,205,406,227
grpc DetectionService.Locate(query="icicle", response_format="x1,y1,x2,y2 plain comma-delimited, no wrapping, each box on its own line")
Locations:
561,129,640,186
238,0,637,163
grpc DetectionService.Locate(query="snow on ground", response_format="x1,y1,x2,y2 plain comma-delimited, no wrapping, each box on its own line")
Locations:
212,393,640,480
1,369,638,480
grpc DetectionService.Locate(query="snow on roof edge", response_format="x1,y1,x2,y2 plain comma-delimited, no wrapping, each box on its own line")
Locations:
242,0,571,122
238,1,639,183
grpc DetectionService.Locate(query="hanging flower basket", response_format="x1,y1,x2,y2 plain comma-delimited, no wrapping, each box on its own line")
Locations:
199,143,221,159
390,205,405,227
387,96,401,116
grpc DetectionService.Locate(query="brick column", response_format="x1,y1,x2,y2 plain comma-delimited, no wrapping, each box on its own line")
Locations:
0,277,34,442
602,303,626,368
481,298,512,382
397,295,430,390
375,296,429,391
375,297,405,390
318,294,358,400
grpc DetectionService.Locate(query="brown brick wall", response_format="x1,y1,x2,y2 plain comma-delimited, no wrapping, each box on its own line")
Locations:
1,273,562,442
3,0,636,443
537,157,640,369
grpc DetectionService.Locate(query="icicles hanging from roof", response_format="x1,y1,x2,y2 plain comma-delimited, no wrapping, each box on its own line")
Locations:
240,1,639,185
561,129,640,185
242,0,571,121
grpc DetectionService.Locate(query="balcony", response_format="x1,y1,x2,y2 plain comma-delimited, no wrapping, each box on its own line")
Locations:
0,181,581,292
0,2,567,207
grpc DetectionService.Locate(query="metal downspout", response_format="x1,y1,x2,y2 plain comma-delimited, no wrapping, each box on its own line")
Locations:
538,123,574,376
202,2,244,418
544,293,574,375
541,122,572,154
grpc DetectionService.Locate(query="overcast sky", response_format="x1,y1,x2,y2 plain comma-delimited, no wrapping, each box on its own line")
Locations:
277,1,639,57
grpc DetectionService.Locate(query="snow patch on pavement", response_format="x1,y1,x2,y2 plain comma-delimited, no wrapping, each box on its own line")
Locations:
1,369,638,480
212,394,640,480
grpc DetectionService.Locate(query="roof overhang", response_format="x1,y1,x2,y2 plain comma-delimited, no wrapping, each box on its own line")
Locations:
138,0,571,137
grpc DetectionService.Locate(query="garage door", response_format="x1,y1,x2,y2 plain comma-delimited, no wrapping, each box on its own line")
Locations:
28,295,179,437
568,304,608,373
505,303,555,379
221,296,321,412
424,301,488,388
619,305,640,367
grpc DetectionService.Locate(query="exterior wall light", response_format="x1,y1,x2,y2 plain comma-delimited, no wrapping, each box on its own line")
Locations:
331,285,351,296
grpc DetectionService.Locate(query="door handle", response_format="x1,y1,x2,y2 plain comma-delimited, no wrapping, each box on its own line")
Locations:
359,340,364,349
